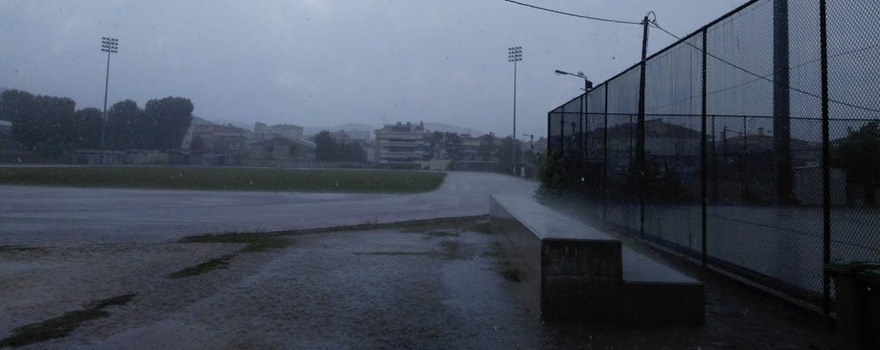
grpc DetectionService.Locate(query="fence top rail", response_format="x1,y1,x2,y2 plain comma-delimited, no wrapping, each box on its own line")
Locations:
557,93,586,110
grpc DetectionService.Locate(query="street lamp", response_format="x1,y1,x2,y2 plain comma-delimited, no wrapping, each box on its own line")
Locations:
554,70,593,93
100,37,118,165
555,69,593,161
508,46,522,175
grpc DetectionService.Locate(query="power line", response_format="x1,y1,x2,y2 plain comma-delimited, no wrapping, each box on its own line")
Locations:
500,0,642,25
651,22,880,114
509,0,880,115
647,39,880,115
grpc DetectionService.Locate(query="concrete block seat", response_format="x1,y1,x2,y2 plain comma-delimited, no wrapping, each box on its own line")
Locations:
489,195,704,324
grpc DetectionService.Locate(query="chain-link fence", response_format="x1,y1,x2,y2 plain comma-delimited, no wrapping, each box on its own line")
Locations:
546,0,880,312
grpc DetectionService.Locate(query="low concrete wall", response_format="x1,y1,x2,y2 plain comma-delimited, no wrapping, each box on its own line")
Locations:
490,195,704,324
490,195,622,320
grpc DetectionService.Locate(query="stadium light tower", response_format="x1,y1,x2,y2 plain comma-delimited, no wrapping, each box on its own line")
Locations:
508,46,522,175
100,37,118,164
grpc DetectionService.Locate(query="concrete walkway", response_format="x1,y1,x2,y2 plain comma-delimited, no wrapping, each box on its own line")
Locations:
0,171,537,246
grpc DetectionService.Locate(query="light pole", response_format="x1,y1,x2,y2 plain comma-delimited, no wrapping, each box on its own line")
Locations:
554,69,592,161
523,133,534,152
100,37,118,164
508,46,522,175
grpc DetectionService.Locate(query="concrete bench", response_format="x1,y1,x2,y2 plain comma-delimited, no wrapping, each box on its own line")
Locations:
489,195,704,324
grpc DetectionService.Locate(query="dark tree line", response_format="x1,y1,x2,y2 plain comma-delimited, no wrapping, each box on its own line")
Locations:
833,121,880,207
105,97,194,150
314,131,367,162
428,131,463,160
0,89,101,158
495,136,523,173
0,89,194,157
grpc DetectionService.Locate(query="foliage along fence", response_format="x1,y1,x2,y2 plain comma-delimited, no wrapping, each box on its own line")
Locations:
547,0,880,312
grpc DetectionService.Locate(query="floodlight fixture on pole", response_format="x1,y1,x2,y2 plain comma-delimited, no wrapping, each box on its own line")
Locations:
100,37,118,164
508,46,522,175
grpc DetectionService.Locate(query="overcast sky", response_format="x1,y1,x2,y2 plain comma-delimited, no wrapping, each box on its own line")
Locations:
0,0,747,137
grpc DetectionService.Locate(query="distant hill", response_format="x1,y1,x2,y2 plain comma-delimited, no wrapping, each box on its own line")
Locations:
422,122,485,137
198,120,487,138
306,122,486,138
304,123,375,136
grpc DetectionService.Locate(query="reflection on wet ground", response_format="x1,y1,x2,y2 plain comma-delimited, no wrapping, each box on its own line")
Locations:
1,217,835,349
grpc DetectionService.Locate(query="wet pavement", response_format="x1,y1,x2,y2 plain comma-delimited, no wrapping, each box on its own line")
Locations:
0,171,538,247
2,221,836,349
65,229,546,350
0,171,837,349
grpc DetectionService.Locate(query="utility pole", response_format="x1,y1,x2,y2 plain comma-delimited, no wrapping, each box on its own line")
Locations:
523,133,534,152
637,14,650,237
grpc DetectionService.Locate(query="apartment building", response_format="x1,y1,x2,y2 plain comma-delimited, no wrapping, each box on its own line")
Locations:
374,121,428,169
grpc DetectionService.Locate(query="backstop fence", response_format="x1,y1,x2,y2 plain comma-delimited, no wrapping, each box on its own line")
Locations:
548,0,880,312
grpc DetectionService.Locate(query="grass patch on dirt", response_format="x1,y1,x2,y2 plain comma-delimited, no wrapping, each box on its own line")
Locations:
424,231,460,238
0,293,135,348
481,242,520,282
500,265,522,282
467,221,493,235
0,245,38,253
167,255,233,279
0,167,446,194
189,215,489,238
179,233,295,253
481,242,504,258
354,251,436,257
439,240,465,260
172,234,295,279
89,293,136,309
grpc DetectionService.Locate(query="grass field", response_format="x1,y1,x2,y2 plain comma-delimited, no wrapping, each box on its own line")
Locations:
0,166,447,193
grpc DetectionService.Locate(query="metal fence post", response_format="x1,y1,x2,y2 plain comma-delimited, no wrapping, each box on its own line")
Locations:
547,112,551,155
773,0,794,204
701,29,709,267
819,0,831,315
603,86,609,222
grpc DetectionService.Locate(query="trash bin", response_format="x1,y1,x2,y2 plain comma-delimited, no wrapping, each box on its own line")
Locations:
825,262,880,350
856,266,880,349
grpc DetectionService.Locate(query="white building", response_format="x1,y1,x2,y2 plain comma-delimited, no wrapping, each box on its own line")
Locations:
374,121,428,169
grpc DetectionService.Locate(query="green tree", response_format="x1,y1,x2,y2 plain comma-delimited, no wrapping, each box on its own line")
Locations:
337,141,367,162
540,149,564,192
346,142,367,162
1,89,37,148
144,97,194,150
73,107,103,149
190,135,206,151
30,95,76,158
834,121,880,207
478,134,496,161
443,132,462,160
105,100,142,150
314,131,338,161
496,136,523,173
2,89,99,157
429,131,444,159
